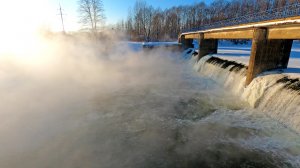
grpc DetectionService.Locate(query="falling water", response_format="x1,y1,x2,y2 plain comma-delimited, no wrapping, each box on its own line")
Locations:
192,48,300,132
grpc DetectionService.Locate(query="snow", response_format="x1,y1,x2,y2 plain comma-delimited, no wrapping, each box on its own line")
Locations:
142,41,178,46
126,41,179,52
207,40,300,78
128,39,300,78
214,41,251,65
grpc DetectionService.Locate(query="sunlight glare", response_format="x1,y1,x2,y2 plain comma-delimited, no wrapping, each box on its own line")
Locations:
0,0,54,64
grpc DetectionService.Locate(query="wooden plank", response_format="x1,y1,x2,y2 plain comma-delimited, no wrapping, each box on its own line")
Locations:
182,19,300,40
268,26,300,39
204,29,254,39
184,33,200,39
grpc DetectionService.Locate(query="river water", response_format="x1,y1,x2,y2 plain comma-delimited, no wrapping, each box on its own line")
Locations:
0,38,300,168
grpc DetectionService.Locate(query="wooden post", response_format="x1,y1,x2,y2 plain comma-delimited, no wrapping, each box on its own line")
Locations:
198,33,218,61
246,28,267,86
264,39,293,69
180,35,193,49
246,28,293,85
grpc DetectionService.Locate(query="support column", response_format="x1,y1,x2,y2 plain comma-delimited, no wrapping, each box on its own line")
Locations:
246,28,293,85
264,39,293,69
198,33,218,61
180,35,194,49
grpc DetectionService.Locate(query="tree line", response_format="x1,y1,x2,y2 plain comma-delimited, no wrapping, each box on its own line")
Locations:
114,0,300,42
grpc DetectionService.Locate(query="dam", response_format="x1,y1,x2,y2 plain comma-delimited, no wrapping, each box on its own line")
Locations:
175,3,300,139
179,2,300,86
180,16,300,86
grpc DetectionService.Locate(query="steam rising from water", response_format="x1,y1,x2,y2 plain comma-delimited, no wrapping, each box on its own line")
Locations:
0,35,300,167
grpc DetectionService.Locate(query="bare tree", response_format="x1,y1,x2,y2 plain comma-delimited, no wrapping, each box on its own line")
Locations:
132,0,154,41
133,0,143,39
123,0,300,42
78,0,105,34
151,9,164,41
143,5,154,41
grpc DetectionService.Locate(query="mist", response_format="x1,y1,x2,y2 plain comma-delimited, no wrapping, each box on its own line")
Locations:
0,32,299,168
0,32,194,167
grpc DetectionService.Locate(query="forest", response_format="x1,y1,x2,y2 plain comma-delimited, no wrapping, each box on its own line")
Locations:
114,0,300,41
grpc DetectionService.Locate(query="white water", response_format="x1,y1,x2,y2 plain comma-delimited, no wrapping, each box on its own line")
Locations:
192,50,300,133
244,74,300,131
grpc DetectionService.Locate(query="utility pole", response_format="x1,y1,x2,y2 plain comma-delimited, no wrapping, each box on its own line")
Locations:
59,3,65,33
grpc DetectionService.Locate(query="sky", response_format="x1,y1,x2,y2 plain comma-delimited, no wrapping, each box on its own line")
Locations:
102,0,211,25
51,0,213,32
0,0,213,33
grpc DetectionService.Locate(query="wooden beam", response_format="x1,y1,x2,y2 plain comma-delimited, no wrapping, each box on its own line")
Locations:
246,28,268,86
268,26,300,39
183,24,300,40
204,29,254,39
184,33,200,39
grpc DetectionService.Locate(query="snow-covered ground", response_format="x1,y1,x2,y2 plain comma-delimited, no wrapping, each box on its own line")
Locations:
210,40,300,77
126,40,300,78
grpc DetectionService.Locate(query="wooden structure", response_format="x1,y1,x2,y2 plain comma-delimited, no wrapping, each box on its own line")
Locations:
179,16,300,85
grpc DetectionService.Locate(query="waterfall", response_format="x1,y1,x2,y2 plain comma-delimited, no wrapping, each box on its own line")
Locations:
188,50,300,132
244,75,300,131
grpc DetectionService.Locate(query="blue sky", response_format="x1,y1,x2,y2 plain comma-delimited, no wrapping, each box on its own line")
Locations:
103,0,212,24
48,0,213,31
